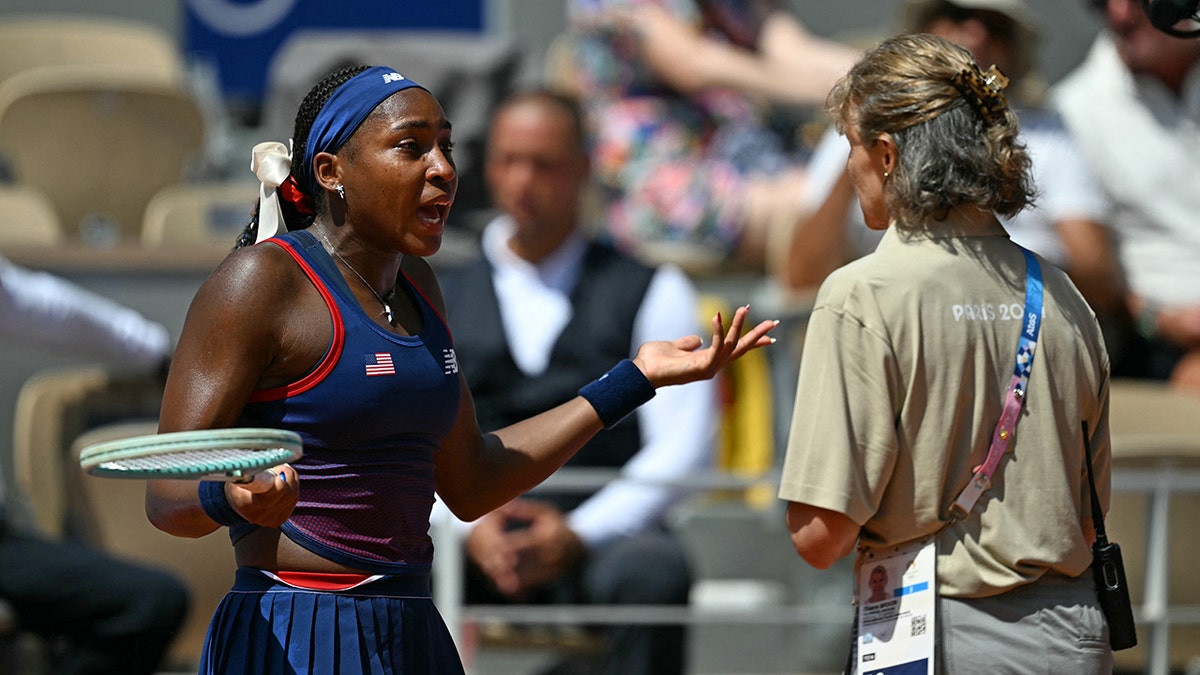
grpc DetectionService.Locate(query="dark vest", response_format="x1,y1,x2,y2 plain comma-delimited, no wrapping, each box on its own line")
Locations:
440,241,656,511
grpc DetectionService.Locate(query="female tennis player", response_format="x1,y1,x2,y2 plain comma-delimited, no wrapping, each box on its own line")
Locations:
145,64,777,675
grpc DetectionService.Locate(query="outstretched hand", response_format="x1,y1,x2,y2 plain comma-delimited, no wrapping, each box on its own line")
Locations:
633,304,777,388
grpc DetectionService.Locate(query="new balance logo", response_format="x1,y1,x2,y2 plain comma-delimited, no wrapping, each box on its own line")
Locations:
382,72,406,84
365,352,395,377
442,348,459,375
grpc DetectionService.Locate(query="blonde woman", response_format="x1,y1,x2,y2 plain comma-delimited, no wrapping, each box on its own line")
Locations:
778,34,1112,672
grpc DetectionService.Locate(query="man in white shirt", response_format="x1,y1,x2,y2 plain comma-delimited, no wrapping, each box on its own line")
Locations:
1052,0,1200,389
437,89,715,675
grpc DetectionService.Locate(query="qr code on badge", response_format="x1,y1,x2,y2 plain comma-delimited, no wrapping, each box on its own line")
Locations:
911,614,927,637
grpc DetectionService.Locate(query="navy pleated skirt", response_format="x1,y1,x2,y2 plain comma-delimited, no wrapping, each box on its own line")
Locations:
199,567,465,675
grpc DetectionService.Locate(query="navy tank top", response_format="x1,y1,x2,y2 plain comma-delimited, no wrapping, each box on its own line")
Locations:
231,229,461,573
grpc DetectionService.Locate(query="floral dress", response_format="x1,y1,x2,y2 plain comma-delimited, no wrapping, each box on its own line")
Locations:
567,0,796,263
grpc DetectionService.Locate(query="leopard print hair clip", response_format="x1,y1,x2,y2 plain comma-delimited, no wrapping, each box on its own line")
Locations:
952,64,1010,126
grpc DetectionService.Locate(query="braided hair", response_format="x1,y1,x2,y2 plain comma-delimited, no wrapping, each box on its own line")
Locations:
235,64,371,249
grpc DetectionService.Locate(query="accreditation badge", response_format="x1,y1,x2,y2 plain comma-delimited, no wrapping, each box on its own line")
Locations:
853,538,936,675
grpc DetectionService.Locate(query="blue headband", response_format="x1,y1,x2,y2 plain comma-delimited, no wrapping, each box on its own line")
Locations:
298,66,429,196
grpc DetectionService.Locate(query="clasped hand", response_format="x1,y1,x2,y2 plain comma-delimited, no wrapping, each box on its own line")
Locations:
466,499,585,599
226,464,300,528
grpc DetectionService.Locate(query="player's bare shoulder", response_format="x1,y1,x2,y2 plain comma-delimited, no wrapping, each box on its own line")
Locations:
199,239,310,312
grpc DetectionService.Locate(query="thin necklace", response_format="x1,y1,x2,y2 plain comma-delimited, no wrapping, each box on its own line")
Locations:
319,233,396,325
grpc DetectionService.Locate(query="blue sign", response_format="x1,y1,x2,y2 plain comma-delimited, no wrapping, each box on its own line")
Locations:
183,0,484,107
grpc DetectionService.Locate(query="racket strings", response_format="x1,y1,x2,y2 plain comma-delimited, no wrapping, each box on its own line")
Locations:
97,447,293,477
80,428,302,480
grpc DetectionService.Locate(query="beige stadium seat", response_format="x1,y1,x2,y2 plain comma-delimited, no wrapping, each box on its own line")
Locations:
0,65,205,244
0,184,64,248
542,31,582,97
12,364,113,537
9,362,233,671
141,181,257,251
1105,379,1200,674
0,15,182,89
71,422,236,671
11,365,164,537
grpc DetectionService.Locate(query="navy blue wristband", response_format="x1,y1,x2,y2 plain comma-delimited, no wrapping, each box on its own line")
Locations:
579,359,656,429
198,480,247,527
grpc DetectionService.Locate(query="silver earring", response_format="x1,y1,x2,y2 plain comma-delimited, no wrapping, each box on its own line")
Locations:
883,171,890,179
336,184,345,200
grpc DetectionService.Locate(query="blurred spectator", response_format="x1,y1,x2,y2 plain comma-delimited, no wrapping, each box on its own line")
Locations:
0,252,187,674
1051,0,1200,389
556,0,859,279
786,0,1123,327
0,255,171,369
438,88,717,675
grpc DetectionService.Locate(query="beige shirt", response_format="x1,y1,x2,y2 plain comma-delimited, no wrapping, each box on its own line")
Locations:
778,220,1111,597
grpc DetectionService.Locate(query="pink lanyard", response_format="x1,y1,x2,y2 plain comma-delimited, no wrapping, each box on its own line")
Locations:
950,247,1043,520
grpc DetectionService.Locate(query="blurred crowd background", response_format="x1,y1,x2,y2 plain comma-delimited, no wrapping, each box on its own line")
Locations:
0,0,1110,466
1,2,1196,674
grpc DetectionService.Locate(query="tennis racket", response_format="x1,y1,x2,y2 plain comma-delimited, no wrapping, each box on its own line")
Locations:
79,428,302,488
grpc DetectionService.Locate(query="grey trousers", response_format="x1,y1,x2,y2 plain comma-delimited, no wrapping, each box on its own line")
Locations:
938,570,1113,674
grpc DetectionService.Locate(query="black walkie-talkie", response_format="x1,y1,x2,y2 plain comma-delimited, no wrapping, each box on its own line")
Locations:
1083,420,1138,651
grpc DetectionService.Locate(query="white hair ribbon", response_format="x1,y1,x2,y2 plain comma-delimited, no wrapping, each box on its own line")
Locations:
250,140,294,244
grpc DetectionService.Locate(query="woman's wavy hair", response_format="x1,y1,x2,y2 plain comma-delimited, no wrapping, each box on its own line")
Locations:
826,33,1035,230
235,64,371,249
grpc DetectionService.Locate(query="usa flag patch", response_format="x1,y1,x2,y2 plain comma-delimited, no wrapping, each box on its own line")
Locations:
365,352,395,377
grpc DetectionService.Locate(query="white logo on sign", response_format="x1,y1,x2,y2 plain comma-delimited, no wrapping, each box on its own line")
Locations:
185,0,298,38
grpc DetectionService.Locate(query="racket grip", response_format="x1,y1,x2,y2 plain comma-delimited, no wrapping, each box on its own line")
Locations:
236,468,283,493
